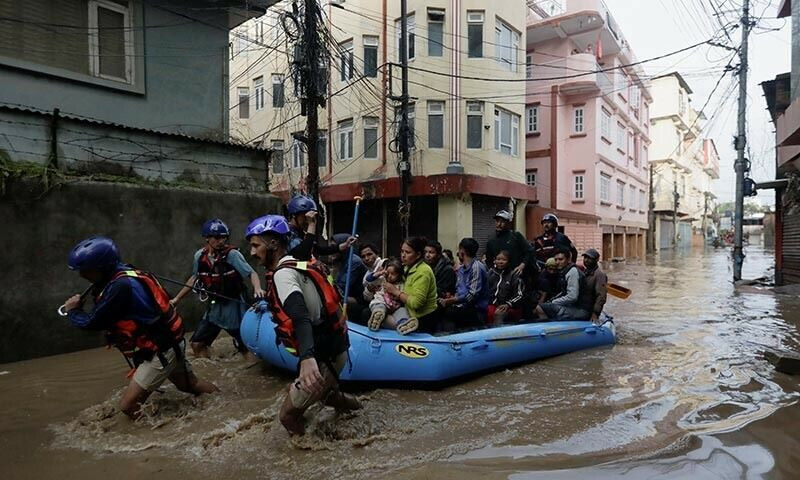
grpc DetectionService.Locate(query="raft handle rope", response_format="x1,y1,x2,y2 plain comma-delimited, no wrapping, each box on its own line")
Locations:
152,273,251,306
57,284,93,317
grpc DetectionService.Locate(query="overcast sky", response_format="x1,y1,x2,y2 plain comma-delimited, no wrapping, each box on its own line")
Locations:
605,0,790,207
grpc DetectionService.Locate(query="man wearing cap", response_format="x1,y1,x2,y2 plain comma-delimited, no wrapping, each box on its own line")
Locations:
582,248,608,323
533,213,578,265
485,209,534,276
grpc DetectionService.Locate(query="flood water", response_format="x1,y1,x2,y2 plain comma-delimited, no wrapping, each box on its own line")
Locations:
3,246,800,479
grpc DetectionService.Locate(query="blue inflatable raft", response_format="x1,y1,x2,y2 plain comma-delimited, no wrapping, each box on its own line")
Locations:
241,309,616,385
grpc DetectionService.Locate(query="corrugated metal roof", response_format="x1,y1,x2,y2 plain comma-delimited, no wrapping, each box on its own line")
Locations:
0,103,271,153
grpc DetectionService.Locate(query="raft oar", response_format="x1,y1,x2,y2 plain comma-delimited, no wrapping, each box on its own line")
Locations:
607,282,631,299
342,195,363,318
57,284,94,316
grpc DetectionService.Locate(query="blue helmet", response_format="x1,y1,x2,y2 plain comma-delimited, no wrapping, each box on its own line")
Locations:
68,236,120,271
287,195,317,216
202,218,230,237
245,215,291,240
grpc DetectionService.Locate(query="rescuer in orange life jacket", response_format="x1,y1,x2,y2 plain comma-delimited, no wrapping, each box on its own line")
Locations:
246,214,361,436
170,219,265,357
62,236,218,419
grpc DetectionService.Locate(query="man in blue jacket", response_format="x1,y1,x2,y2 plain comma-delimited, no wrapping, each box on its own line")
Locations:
438,238,489,331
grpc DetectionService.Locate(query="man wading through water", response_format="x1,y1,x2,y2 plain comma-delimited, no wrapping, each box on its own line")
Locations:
246,215,361,435
62,236,218,419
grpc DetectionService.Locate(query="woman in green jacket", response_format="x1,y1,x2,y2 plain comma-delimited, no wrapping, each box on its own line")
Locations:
382,236,440,333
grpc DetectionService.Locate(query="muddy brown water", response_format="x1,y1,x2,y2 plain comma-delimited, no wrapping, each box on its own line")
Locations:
2,247,800,479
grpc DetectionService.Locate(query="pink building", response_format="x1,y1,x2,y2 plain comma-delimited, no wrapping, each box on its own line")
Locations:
524,0,651,261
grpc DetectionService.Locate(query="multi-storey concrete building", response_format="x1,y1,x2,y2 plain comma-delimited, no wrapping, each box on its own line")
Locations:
649,72,720,250
230,0,534,255
525,0,651,261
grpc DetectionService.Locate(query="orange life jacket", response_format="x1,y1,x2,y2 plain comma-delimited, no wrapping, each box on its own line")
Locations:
97,268,185,362
264,258,347,356
196,245,244,300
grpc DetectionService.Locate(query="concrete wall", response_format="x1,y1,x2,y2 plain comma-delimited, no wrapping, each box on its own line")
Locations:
0,180,281,363
0,2,230,137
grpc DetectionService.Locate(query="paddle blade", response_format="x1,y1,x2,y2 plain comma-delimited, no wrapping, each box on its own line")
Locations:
607,282,632,299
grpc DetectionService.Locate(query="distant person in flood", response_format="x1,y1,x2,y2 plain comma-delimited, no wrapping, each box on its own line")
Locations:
581,248,608,323
170,219,265,357
62,236,218,419
438,238,490,330
486,250,525,326
246,215,360,436
533,213,578,265
535,247,593,321
285,195,356,261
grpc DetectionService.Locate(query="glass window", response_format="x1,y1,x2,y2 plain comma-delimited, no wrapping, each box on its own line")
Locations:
271,140,284,173
89,0,132,82
237,87,250,119
364,117,379,158
526,54,533,79
363,35,378,77
340,40,353,81
600,173,611,202
253,76,264,110
338,120,354,160
574,173,585,200
617,122,626,151
495,19,519,72
396,15,415,61
467,101,483,149
629,184,637,209
428,9,444,57
640,189,647,211
292,136,305,168
272,74,284,108
428,101,444,149
573,106,585,133
467,11,483,58
526,169,537,186
617,180,625,205
526,105,538,134
601,108,611,139
494,108,519,156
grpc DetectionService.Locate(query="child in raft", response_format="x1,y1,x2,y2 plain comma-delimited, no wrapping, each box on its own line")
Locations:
366,259,417,334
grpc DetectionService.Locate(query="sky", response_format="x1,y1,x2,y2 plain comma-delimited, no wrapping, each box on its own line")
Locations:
605,0,791,207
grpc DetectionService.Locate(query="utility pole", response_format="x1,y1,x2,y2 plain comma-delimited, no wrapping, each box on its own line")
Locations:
302,0,323,205
673,175,679,247
702,192,709,242
733,0,750,281
647,164,656,254
398,0,411,239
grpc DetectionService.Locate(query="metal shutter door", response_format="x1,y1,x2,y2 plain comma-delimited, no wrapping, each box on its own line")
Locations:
783,209,800,283
472,195,509,258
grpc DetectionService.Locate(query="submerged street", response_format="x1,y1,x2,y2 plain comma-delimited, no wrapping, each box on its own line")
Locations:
2,246,799,479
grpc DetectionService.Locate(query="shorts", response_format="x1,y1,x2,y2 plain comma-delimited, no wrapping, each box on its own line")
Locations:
289,352,348,409
132,341,195,391
540,303,590,320
190,316,246,352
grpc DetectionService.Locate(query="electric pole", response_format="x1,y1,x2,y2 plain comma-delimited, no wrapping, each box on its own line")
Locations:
302,0,323,205
398,0,411,239
733,0,750,281
647,164,656,254
673,176,679,246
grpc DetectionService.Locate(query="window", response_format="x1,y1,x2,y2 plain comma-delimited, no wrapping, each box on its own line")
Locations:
640,189,647,211
494,108,519,156
526,169,537,186
526,54,533,79
396,15,415,61
600,173,611,202
617,180,625,205
526,105,539,134
678,90,686,115
292,136,305,168
467,11,484,58
363,35,378,77
89,0,133,82
495,20,519,72
364,117,379,158
629,184,637,209
574,173,585,200
428,101,444,149
271,140,284,173
255,21,265,43
338,120,354,160
272,74,284,108
428,9,445,57
616,122,626,151
573,106,585,134
467,101,483,148
631,85,641,112
317,131,328,167
254,76,264,110
340,40,354,81
237,87,250,119
633,135,640,167
601,108,611,139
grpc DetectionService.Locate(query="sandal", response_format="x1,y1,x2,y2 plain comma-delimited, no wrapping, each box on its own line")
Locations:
368,310,385,331
396,317,418,335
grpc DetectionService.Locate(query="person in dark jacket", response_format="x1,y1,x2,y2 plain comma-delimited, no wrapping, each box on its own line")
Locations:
486,250,525,326
485,210,534,275
535,257,561,305
328,233,367,321
424,240,456,299
582,248,608,322
535,247,593,320
533,213,578,265
285,195,356,261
